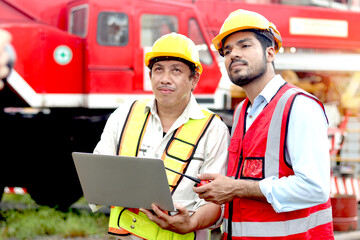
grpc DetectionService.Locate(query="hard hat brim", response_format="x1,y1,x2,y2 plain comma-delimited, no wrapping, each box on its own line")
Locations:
145,52,203,74
212,26,282,54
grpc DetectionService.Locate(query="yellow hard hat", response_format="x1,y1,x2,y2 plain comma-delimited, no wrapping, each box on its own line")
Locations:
145,32,203,74
212,9,282,55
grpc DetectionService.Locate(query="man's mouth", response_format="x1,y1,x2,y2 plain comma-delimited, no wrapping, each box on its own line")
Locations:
229,60,247,72
157,86,175,94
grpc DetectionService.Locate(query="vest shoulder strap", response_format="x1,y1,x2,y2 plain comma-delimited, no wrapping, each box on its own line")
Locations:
231,100,246,137
117,99,151,156
163,109,216,191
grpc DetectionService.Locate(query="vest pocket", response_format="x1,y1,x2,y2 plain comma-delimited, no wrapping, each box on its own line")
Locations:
241,157,264,180
166,138,195,162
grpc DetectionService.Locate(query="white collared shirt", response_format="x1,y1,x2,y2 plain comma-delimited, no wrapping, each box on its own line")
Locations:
247,75,330,213
94,94,230,239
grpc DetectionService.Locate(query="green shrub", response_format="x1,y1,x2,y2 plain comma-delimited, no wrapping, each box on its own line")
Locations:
0,194,109,240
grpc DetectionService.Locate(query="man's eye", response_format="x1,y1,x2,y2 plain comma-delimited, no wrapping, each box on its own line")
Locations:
224,50,231,56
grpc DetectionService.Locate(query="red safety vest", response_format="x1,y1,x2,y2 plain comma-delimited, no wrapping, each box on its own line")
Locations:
224,83,334,240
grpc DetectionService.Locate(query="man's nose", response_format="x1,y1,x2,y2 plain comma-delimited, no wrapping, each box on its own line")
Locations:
160,69,172,84
229,47,242,61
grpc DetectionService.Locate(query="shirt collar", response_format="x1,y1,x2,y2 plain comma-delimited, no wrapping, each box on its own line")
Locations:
256,74,286,104
146,95,157,114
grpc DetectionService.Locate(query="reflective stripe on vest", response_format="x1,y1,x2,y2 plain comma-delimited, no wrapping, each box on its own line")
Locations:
163,110,215,191
265,88,298,177
231,102,244,137
117,100,151,157
109,206,196,240
223,207,332,237
225,85,333,239
109,99,215,239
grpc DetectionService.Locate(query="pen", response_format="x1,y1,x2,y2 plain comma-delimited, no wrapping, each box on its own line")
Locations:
164,167,210,186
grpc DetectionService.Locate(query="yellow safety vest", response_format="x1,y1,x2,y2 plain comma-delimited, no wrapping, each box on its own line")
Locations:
108,99,217,240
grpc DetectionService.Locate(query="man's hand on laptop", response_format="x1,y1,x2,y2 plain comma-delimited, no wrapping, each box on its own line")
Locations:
140,203,195,234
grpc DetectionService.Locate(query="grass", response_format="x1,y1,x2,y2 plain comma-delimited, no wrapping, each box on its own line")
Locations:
0,193,110,239
1,192,36,205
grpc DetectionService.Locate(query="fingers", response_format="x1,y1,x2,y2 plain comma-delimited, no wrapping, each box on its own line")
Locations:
152,204,170,219
193,182,207,194
197,173,218,181
193,175,233,205
140,204,170,221
193,175,215,194
173,203,188,215
139,208,153,218
194,186,211,201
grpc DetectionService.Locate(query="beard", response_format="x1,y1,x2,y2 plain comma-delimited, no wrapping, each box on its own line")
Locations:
228,56,268,87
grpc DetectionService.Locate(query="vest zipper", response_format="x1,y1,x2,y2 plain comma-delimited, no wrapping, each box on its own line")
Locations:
235,152,243,179
228,105,247,239
227,201,233,240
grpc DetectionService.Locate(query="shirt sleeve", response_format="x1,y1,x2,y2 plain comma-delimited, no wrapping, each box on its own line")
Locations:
200,116,230,176
193,116,230,228
93,106,128,155
259,95,331,213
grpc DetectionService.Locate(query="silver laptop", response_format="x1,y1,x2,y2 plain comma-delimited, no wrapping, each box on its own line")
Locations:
72,152,175,211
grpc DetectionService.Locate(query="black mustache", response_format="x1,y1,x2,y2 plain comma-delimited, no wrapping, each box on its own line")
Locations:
229,59,248,71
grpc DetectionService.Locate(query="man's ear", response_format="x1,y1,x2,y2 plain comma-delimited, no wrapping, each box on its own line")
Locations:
191,72,200,91
266,46,276,63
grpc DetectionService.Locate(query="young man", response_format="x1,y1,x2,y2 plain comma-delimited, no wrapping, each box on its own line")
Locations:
94,33,229,240
194,10,334,239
